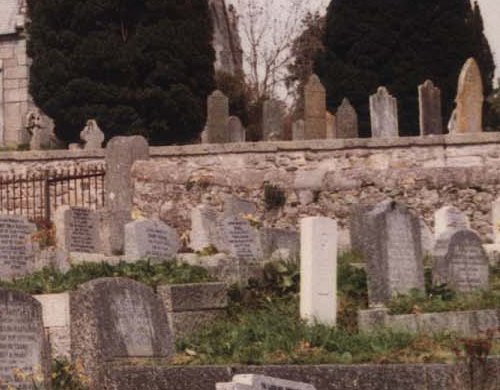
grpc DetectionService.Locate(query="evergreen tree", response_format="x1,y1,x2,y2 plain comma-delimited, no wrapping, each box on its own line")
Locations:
315,0,495,137
27,0,215,145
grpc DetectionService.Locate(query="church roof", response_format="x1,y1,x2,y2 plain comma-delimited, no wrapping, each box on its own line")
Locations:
0,0,22,35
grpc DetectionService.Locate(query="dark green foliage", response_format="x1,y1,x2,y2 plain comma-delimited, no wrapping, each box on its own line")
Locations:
52,359,88,390
27,0,215,145
263,183,286,210
0,260,213,294
315,0,495,137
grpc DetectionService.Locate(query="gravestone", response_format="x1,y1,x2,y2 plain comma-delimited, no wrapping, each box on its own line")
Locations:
364,200,425,304
207,90,230,143
217,374,316,390
493,197,500,244
433,229,489,292
103,136,149,255
434,206,470,238
370,87,399,138
0,215,38,279
349,204,373,256
292,119,305,141
452,58,484,134
71,278,173,389
418,80,443,136
80,119,105,149
222,216,263,262
326,111,336,138
227,116,245,143
304,74,326,140
262,99,284,141
336,98,359,139
54,206,101,253
0,288,50,389
124,219,180,260
300,217,337,326
26,109,55,151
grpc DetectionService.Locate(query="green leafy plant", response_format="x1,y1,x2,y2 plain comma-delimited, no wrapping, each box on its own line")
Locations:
52,359,89,390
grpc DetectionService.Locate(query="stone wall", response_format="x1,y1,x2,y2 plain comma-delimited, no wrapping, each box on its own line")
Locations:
131,133,500,244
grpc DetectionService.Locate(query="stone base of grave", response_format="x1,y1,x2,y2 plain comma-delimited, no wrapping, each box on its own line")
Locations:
358,308,500,337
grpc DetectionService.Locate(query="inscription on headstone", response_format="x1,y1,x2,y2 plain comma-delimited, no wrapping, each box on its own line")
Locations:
433,229,489,292
370,87,399,138
434,206,470,238
0,215,37,279
223,217,262,261
336,98,359,139
55,206,101,253
418,80,443,136
0,289,49,389
124,219,180,259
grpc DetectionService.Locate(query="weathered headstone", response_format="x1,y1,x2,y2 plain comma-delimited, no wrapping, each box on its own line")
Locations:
262,99,284,141
434,206,470,238
217,374,316,390
103,136,150,255
227,116,246,142
222,216,263,262
369,87,399,138
326,111,336,138
201,125,209,143
124,219,180,260
80,119,105,149
304,74,326,140
292,119,305,141
207,90,230,143
71,278,174,389
0,288,50,389
364,200,425,304
300,217,337,326
26,109,55,151
492,197,500,244
349,204,373,256
418,80,443,136
433,229,489,292
0,215,38,279
452,58,484,134
336,98,359,139
55,206,101,253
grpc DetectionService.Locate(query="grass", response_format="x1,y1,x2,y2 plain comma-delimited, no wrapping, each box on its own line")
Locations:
0,260,213,294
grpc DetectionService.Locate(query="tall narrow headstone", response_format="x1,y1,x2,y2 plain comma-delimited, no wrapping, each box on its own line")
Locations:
370,87,399,138
326,111,336,138
304,74,326,140
336,98,359,139
55,206,102,253
292,119,305,141
227,116,246,142
433,229,489,292
434,206,470,238
419,80,443,136
300,217,337,326
207,90,230,143
492,198,500,244
124,219,180,260
262,99,284,141
71,278,174,389
103,136,149,255
80,119,105,149
0,288,50,389
452,58,484,134
364,200,425,304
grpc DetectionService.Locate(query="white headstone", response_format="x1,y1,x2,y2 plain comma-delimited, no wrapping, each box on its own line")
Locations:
300,217,337,326
370,86,399,138
434,206,470,238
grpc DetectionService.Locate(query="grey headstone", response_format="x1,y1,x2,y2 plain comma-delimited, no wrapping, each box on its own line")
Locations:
433,229,489,292
124,219,180,260
221,374,316,390
222,216,263,261
418,80,443,136
0,288,50,389
364,200,425,304
54,206,102,253
80,119,105,149
26,109,55,151
336,98,359,139
227,116,246,143
262,99,284,141
259,227,300,261
0,215,38,279
304,74,326,140
207,90,229,143
189,204,222,252
370,87,399,138
325,111,336,138
292,119,305,141
103,136,150,255
222,194,257,217
349,204,373,256
70,278,174,389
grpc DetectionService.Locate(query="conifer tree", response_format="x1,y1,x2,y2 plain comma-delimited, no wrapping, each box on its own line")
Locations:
315,0,495,136
27,0,215,145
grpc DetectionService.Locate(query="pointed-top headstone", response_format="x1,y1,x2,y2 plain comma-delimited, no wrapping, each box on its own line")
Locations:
326,111,336,138
452,58,484,134
370,87,399,138
262,99,284,141
418,80,443,136
207,90,229,143
304,74,326,140
336,98,359,139
80,119,105,149
227,116,245,143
